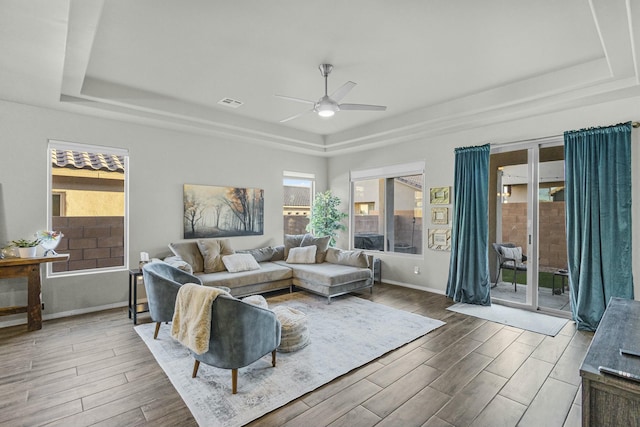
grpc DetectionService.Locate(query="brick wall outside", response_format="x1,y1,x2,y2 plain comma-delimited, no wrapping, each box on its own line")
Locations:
501,202,567,270
51,216,124,272
283,215,309,235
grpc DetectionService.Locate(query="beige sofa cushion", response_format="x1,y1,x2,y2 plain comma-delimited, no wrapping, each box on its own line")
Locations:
222,253,260,273
168,241,204,273
300,234,331,263
325,247,369,268
197,239,235,273
284,234,306,259
286,245,317,264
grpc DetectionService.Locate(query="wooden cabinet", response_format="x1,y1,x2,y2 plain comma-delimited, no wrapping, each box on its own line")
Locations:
580,297,640,426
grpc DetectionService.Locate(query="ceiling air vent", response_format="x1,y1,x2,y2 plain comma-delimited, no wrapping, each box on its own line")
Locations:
217,97,243,108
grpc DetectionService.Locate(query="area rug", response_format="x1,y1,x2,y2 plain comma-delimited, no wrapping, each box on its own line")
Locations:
447,302,569,336
135,292,445,427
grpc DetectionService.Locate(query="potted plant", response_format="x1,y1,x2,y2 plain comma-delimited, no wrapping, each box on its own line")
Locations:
306,190,348,246
11,238,41,258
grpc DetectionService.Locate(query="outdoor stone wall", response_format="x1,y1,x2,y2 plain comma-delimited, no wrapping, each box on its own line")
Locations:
501,202,567,270
51,216,124,272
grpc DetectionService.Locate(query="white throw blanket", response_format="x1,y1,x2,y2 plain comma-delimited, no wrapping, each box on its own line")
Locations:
171,283,229,355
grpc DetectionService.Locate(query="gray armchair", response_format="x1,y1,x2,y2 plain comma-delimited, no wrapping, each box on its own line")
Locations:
191,295,281,394
142,262,203,339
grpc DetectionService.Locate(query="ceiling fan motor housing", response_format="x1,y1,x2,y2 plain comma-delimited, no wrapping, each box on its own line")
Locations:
319,64,333,77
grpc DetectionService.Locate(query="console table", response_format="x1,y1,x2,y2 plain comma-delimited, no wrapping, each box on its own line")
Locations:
580,297,640,426
0,254,69,331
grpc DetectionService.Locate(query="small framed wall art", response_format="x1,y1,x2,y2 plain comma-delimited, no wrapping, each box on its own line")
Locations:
428,228,451,251
431,207,448,225
430,186,450,204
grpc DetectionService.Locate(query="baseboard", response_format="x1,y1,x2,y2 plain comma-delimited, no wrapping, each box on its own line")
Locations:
0,301,129,329
380,279,446,295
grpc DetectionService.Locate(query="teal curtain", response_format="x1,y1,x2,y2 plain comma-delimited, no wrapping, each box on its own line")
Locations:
446,144,491,305
564,122,634,331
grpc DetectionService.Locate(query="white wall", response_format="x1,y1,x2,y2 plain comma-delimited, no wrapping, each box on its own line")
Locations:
0,100,327,323
329,96,640,299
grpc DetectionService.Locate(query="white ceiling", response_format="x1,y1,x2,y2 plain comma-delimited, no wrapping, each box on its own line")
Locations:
1,0,639,155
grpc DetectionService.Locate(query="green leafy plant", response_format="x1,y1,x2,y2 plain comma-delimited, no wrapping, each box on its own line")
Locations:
11,238,41,248
306,190,348,246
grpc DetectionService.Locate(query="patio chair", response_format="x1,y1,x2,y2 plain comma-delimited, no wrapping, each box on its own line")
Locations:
492,243,527,292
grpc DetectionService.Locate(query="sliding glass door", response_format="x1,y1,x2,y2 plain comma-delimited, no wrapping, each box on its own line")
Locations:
490,140,570,316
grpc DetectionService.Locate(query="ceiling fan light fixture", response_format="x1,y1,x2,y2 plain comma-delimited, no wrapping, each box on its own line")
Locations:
316,100,338,118
317,108,335,118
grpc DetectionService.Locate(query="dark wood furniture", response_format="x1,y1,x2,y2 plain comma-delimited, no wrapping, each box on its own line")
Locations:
552,269,569,295
128,268,148,324
0,254,69,331
580,297,640,426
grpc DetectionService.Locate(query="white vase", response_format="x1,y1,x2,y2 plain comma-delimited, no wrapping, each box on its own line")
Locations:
40,236,62,256
16,247,37,258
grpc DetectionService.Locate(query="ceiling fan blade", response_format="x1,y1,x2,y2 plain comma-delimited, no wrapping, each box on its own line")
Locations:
279,109,314,123
339,103,387,111
275,94,316,105
330,81,356,102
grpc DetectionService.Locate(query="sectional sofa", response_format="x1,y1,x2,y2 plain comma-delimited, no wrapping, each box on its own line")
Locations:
163,234,375,303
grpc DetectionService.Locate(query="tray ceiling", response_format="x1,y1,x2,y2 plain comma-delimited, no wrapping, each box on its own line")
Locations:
1,0,639,155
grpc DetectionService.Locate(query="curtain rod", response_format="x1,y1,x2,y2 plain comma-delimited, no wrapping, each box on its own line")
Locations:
492,121,640,148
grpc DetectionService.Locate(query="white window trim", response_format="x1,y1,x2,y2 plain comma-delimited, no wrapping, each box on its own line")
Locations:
350,161,425,181
350,161,426,256
47,140,130,277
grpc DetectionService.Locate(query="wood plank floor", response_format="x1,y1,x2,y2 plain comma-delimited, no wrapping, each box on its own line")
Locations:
0,283,593,426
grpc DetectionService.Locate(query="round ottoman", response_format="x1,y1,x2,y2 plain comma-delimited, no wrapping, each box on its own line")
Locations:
272,306,310,352
242,294,269,309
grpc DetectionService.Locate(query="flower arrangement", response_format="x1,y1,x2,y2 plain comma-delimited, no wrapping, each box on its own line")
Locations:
37,230,63,241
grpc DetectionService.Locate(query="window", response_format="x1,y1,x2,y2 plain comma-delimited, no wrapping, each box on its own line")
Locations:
351,162,424,255
48,141,129,275
283,171,314,235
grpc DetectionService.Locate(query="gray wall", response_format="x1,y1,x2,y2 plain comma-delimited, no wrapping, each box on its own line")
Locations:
1,94,639,327
0,99,327,323
328,96,640,299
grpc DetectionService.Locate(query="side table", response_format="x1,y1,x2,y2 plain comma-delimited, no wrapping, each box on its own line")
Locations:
552,269,569,295
372,257,381,284
128,269,149,324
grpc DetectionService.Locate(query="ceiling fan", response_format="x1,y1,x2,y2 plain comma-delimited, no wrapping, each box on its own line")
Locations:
276,64,387,123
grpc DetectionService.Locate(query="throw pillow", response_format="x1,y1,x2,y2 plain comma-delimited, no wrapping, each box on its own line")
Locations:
165,259,194,274
222,253,260,273
300,234,331,263
197,239,235,273
168,241,204,273
270,245,285,261
286,245,317,264
325,247,369,268
284,234,306,259
501,246,523,262
236,246,276,263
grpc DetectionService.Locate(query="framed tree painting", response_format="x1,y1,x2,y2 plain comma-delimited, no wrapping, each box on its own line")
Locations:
183,184,264,238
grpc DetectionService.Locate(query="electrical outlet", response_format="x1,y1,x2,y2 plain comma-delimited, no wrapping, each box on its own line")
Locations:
414,266,420,274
